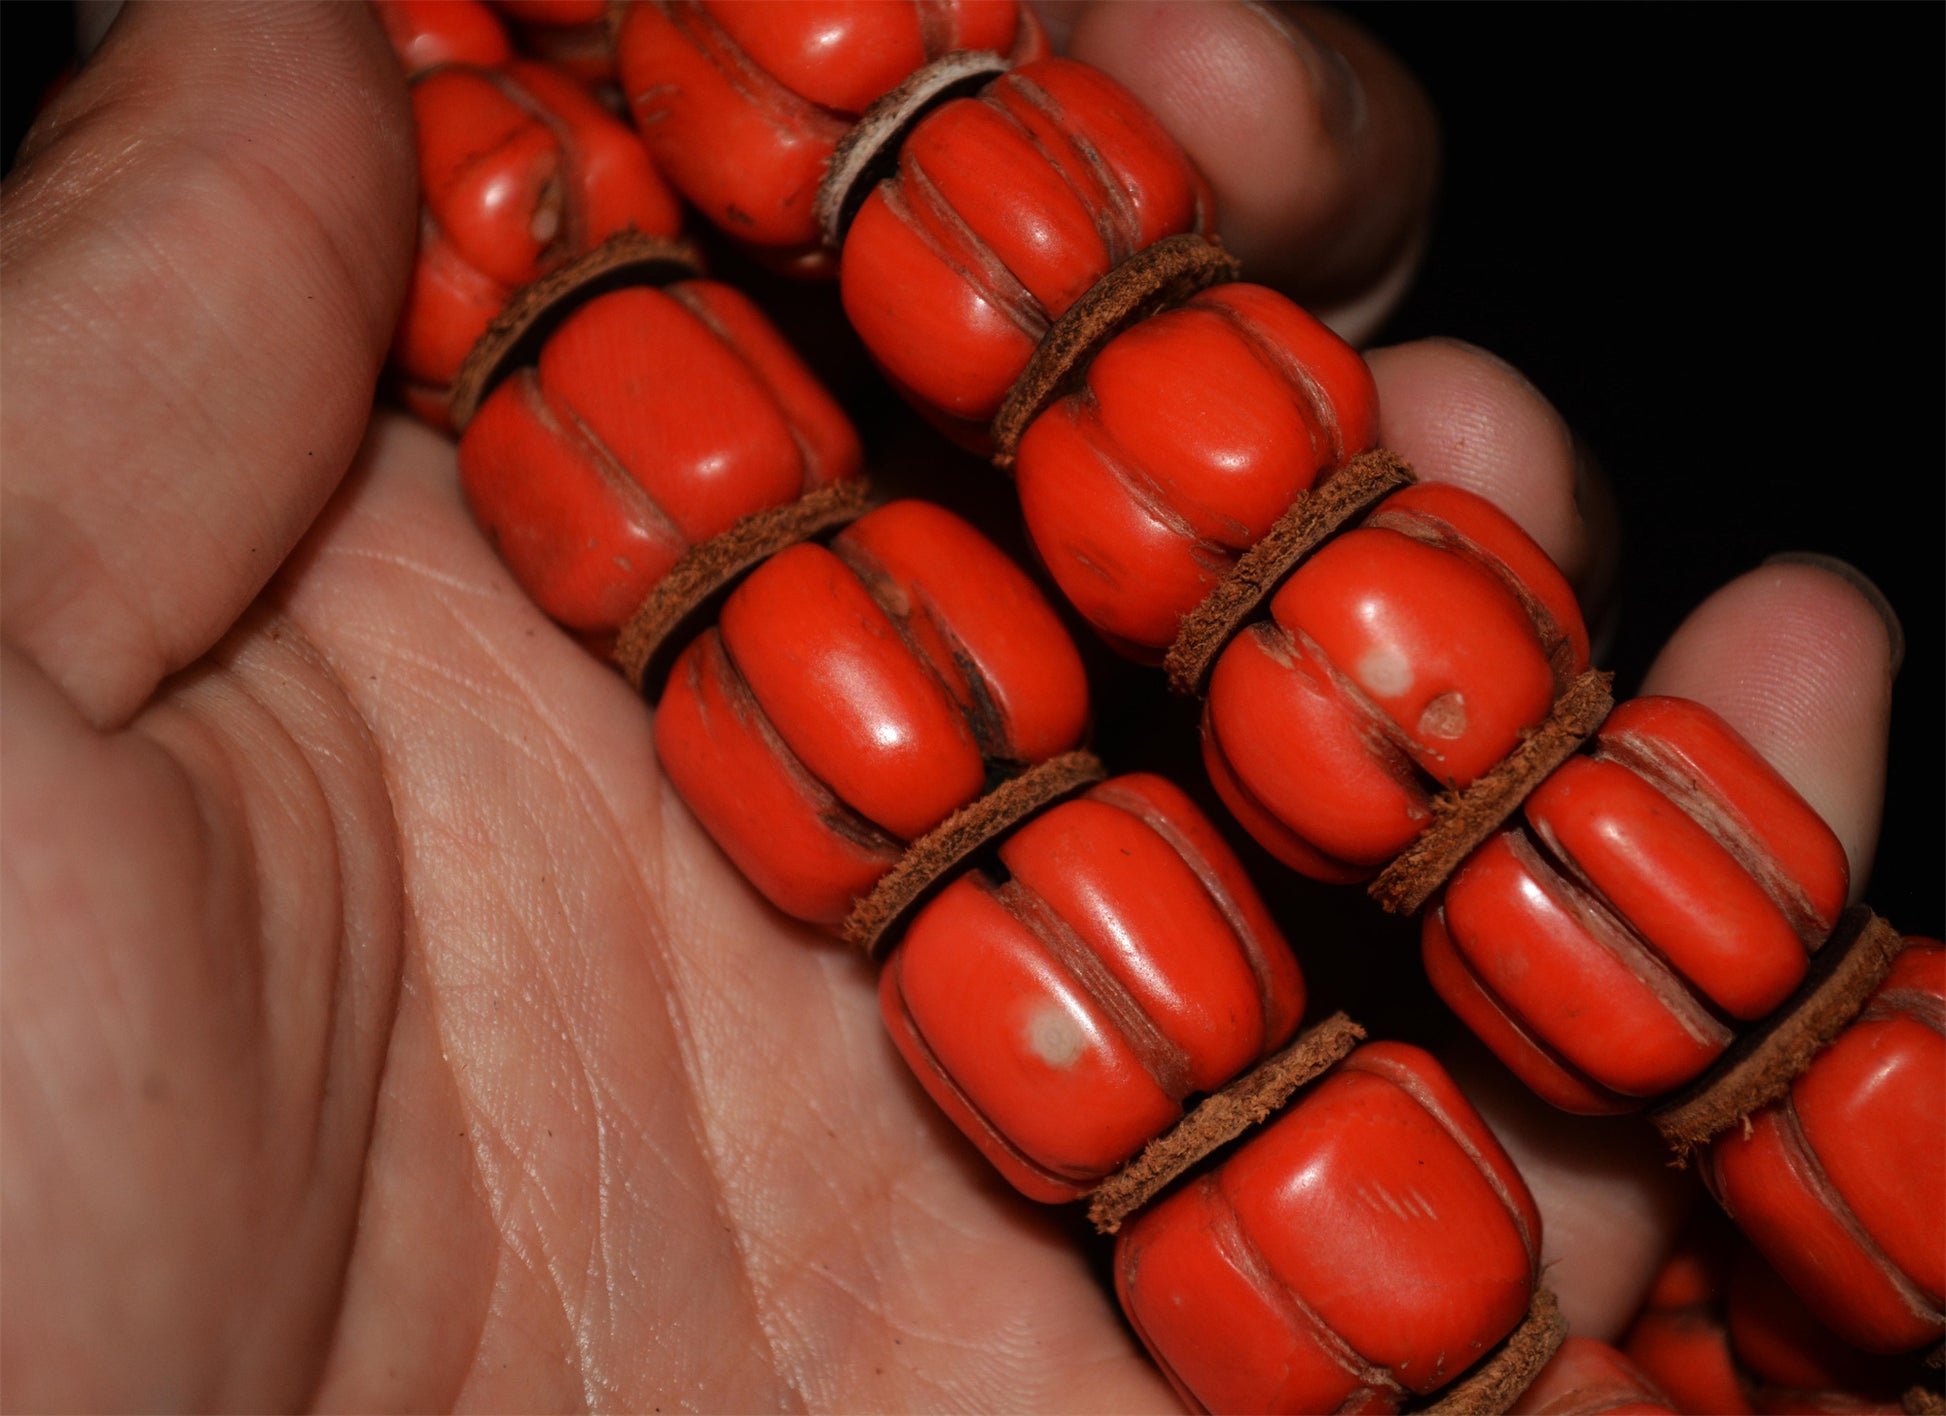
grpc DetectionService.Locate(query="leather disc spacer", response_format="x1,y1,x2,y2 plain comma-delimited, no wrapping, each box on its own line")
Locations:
990,234,1242,468
1416,1288,1567,1415
449,229,704,430
814,50,1013,250
614,479,874,698
1651,908,1908,1161
1164,448,1416,697
841,750,1107,956
1086,1013,1365,1235
1369,669,1616,917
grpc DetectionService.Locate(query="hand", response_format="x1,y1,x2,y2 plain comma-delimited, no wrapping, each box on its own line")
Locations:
0,3,1898,1409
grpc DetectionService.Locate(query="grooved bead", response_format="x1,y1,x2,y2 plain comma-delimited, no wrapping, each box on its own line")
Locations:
458,282,861,636
840,57,1212,437
1202,483,1588,879
1016,284,1379,657
1424,696,1851,1111
655,501,1087,927
394,62,682,420
880,774,1303,1202
1113,1043,1540,1414
1705,941,1945,1354
618,0,1040,271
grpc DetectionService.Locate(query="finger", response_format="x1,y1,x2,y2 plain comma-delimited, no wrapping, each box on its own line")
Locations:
1367,337,1621,634
1640,558,1899,893
1,0,415,730
1063,0,1438,343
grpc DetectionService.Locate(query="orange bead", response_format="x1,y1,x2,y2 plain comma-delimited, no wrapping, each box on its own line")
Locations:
373,0,512,75
393,61,682,421
1203,484,1587,880
1621,1219,1756,1416
655,502,1087,927
459,282,861,636
880,774,1303,1202
1728,1245,1920,1407
1016,284,1379,656
617,0,1042,271
1424,697,1851,1111
1510,1338,1676,1415
841,58,1211,438
1706,941,1945,1354
1114,1043,1540,1413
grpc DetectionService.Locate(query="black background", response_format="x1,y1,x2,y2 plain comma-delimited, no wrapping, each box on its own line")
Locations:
5,5,1939,1041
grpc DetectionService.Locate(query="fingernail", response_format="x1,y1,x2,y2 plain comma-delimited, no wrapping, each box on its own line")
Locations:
1246,2,1367,140
1763,552,1905,681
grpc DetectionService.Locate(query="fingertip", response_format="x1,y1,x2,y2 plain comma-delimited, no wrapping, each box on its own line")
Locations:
1366,338,1614,614
1640,560,1897,889
1064,0,1437,340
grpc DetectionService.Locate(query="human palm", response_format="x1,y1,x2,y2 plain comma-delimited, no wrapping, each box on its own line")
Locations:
3,4,1900,1412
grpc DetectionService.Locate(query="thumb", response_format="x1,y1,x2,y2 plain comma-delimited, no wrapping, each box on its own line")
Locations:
1,0,415,729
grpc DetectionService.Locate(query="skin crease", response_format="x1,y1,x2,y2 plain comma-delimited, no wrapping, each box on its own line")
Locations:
0,2,1896,1410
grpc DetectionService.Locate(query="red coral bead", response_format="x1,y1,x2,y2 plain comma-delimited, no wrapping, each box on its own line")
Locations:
617,0,1042,272
1705,940,1945,1354
1015,283,1380,657
1509,1338,1676,1416
841,57,1212,437
1203,483,1587,880
1113,1042,1540,1414
459,281,862,636
1727,1245,1920,1407
393,61,683,421
1423,696,1851,1112
879,774,1304,1202
1622,1221,1755,1416
655,501,1088,926
373,0,512,75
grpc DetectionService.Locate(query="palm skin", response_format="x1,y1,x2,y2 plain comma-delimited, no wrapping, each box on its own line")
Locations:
2,4,1898,1412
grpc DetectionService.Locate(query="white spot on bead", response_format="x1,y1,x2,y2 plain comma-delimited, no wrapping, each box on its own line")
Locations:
530,204,560,245
1417,692,1468,740
1024,1005,1088,1069
1356,645,1414,698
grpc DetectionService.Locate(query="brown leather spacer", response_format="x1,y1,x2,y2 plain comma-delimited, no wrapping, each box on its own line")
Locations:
1417,1288,1567,1415
841,750,1106,956
614,480,874,698
1086,1013,1365,1235
990,234,1242,467
814,50,1014,250
1904,1382,1946,1415
449,230,704,430
1164,449,1417,697
1652,908,1908,1161
1369,669,1616,917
